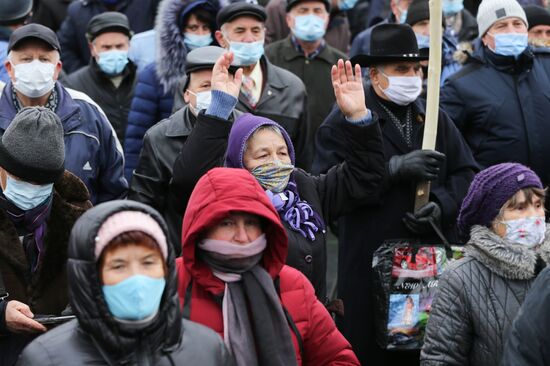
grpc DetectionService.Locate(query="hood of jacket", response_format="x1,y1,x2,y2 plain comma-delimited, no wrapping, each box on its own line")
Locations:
224,113,296,168
155,0,218,95
67,200,182,360
180,167,288,296
465,224,550,280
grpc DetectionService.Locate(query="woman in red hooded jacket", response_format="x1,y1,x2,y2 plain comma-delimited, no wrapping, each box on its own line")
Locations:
176,167,360,366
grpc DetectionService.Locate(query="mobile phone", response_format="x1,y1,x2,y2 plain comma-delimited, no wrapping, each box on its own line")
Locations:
34,315,76,325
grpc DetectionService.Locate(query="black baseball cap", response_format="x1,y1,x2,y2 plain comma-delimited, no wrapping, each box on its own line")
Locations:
216,2,267,26
8,24,61,53
86,12,133,42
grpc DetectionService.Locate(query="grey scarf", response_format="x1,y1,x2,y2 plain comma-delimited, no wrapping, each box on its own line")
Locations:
198,236,298,366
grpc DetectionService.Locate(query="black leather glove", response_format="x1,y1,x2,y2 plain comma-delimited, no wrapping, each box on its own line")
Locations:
403,202,442,234
388,150,446,182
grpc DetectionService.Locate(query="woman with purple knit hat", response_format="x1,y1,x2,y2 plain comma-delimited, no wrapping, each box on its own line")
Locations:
170,51,385,301
421,162,550,366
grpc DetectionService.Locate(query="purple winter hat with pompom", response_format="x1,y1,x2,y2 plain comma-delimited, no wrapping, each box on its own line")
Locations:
457,163,543,233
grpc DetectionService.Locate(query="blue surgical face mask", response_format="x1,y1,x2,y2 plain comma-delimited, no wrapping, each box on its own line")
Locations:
415,33,430,49
188,90,212,115
339,0,358,11
3,176,53,211
292,14,326,42
184,33,213,50
226,36,264,66
489,32,528,57
97,50,129,75
501,216,546,247
442,0,464,17
102,275,166,320
399,8,408,24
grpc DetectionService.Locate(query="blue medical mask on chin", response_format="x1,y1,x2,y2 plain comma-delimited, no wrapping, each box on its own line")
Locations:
3,176,53,211
415,33,430,49
501,216,546,248
489,32,528,58
97,50,129,75
398,8,408,24
188,90,212,114
103,275,166,320
184,33,213,50
226,36,264,66
292,14,326,42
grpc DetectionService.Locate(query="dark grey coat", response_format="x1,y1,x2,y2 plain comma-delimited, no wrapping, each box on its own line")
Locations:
421,225,550,366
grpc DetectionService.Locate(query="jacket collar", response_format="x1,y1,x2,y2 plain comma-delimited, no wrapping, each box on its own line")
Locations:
89,57,137,86
282,36,333,64
165,106,195,137
465,225,550,280
238,56,289,109
0,82,82,132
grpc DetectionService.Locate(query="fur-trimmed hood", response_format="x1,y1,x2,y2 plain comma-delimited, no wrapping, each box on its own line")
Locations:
465,224,550,280
155,0,218,95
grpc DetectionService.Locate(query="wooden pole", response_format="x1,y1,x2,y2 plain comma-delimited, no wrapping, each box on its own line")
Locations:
414,0,443,211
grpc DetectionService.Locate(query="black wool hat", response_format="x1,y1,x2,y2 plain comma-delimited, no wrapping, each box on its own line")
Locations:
86,12,133,42
524,5,550,30
406,0,429,26
286,0,331,13
350,23,429,67
217,2,267,26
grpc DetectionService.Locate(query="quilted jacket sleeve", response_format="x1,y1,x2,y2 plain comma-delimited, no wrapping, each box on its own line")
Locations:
124,64,173,182
421,261,473,366
297,271,360,365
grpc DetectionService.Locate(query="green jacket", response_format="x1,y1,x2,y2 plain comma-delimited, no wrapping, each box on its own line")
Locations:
265,36,346,144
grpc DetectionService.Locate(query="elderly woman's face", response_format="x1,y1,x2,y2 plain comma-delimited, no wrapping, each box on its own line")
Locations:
492,190,545,237
101,244,165,286
243,129,291,171
205,212,263,245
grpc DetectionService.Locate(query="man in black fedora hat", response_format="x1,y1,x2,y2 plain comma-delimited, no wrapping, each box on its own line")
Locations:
312,23,478,365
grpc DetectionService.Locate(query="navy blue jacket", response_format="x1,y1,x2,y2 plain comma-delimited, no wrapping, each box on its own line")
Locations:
0,82,128,204
123,62,174,182
441,42,550,186
57,0,160,73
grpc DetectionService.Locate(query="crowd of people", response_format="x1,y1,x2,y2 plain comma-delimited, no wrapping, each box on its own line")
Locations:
1,0,550,365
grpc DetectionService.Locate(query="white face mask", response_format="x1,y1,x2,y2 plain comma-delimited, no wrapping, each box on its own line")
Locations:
188,90,212,115
377,69,422,106
12,60,56,98
501,216,546,248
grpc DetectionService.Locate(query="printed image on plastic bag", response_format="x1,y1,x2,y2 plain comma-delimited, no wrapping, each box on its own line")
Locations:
387,294,422,347
392,247,438,279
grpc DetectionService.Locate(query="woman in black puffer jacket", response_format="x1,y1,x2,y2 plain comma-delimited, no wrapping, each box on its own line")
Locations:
17,200,232,366
421,163,550,366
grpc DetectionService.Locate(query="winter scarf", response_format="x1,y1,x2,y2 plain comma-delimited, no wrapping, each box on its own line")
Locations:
198,234,297,366
465,224,550,280
0,193,53,272
225,113,325,241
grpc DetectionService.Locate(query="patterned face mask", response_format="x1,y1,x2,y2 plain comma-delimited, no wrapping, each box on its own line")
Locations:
250,160,294,193
501,216,546,247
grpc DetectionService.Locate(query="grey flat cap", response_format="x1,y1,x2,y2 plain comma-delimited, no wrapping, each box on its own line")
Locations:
0,107,65,184
186,46,244,74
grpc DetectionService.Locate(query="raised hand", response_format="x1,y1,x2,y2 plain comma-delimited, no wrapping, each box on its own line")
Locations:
331,59,369,120
211,51,243,99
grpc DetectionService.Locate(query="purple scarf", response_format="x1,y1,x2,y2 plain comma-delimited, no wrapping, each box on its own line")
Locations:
0,193,53,272
225,113,325,241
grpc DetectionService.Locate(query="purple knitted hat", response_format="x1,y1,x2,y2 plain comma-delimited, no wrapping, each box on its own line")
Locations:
457,163,543,233
224,113,296,168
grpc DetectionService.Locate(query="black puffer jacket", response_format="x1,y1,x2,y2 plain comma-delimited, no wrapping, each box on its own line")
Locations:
17,200,232,366
421,225,550,366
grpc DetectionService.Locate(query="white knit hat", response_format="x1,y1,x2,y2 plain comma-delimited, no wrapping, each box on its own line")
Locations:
477,0,528,36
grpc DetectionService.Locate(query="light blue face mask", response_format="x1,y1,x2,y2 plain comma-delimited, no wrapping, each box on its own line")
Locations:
339,0,358,11
97,50,129,75
399,8,408,24
292,14,326,42
490,32,528,58
442,0,464,17
3,176,53,211
228,39,264,66
184,33,213,50
415,33,430,49
103,275,166,320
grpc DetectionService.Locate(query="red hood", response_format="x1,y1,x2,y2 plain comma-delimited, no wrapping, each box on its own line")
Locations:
180,167,288,295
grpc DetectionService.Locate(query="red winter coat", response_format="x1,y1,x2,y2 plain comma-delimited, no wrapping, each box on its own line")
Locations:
176,167,359,365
